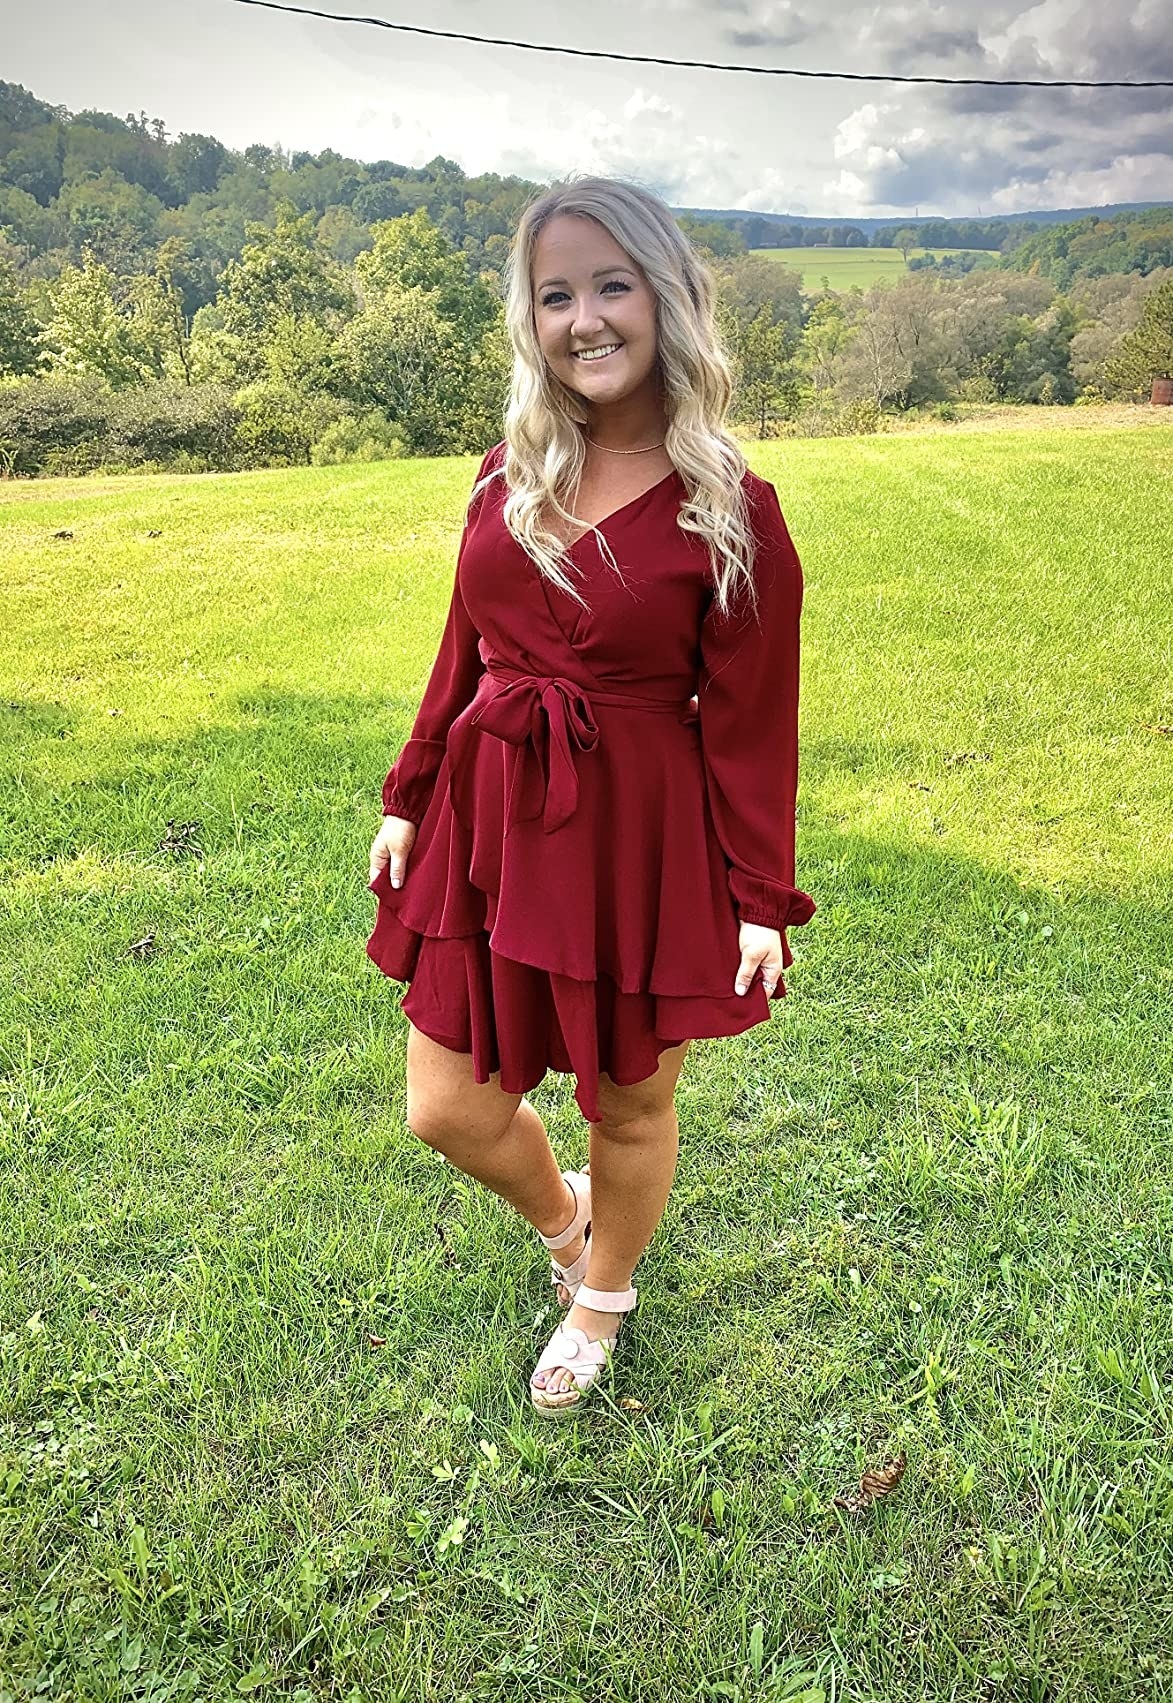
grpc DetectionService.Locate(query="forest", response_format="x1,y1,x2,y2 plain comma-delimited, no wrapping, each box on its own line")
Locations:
2,79,1171,475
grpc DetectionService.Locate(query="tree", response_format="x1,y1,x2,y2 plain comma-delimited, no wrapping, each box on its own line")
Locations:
0,258,41,375
990,297,1079,403
171,133,229,198
356,207,496,332
121,239,195,384
714,251,806,336
797,295,852,394
56,166,165,271
833,291,913,409
726,306,799,436
213,200,354,385
869,275,953,405
1104,277,1173,396
336,285,470,454
344,208,506,451
39,250,141,387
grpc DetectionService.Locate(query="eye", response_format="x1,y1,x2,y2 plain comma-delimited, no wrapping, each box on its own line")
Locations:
539,279,632,308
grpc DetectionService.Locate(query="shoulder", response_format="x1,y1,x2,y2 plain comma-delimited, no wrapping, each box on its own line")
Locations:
739,465,797,555
477,440,508,478
739,464,782,519
466,441,507,519
729,469,801,608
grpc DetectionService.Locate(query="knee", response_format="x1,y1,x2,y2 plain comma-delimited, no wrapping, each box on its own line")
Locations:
404,1091,455,1150
404,1086,516,1152
593,1077,675,1139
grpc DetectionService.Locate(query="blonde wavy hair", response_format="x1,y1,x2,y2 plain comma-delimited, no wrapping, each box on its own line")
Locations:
470,173,760,623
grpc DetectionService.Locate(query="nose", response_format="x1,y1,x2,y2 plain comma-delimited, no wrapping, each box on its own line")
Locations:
570,297,608,340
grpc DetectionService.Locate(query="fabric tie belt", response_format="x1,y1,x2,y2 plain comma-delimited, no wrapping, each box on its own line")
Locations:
447,661,697,835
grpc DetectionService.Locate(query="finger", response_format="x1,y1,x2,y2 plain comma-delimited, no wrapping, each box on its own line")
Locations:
734,953,763,995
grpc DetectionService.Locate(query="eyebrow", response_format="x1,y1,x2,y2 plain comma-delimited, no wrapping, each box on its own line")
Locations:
536,266,636,290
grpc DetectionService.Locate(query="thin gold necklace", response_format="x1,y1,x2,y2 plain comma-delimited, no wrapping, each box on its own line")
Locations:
584,434,665,453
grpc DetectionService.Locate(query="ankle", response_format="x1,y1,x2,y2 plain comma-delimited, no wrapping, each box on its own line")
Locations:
533,1176,576,1241
580,1271,635,1299
570,1298,619,1319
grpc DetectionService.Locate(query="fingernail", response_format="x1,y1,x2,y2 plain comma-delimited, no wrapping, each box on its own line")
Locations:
391,877,401,888
735,983,746,995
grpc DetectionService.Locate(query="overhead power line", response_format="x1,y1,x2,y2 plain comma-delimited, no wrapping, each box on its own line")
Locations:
225,0,1173,87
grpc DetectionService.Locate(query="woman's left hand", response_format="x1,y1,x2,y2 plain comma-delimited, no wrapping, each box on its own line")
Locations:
734,923,784,996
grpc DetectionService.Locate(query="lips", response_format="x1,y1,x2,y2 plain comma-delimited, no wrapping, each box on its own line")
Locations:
573,343,623,363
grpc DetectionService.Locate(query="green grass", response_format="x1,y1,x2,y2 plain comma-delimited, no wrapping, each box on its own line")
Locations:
2,424,1172,1700
759,245,992,292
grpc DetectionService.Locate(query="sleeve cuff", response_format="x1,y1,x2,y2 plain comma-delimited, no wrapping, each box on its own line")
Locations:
381,776,426,822
731,871,818,934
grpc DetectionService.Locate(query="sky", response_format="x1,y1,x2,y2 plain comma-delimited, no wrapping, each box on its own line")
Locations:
8,0,1173,219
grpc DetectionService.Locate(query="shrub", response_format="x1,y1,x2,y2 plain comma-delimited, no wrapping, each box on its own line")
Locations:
0,373,113,475
310,407,406,464
232,380,345,468
788,395,884,438
104,381,241,469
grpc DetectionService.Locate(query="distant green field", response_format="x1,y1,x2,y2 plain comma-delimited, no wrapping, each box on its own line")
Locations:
2,423,1172,1698
760,245,993,291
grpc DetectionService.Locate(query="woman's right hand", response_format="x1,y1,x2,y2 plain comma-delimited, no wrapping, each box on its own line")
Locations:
370,814,418,890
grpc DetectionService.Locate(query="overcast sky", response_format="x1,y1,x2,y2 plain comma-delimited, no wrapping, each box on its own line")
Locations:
9,0,1172,218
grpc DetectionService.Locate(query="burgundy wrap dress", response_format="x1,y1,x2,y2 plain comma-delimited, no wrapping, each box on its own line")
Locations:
366,440,816,1123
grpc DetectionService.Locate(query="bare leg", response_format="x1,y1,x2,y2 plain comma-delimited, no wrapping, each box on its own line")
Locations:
404,1020,582,1243
533,1041,690,1397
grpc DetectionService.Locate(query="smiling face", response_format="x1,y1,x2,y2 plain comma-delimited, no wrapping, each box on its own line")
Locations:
531,213,660,407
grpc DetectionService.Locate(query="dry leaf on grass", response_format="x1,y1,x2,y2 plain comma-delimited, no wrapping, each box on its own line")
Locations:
833,1452,907,1513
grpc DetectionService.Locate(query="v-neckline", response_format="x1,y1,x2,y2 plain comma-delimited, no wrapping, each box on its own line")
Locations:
558,468,680,552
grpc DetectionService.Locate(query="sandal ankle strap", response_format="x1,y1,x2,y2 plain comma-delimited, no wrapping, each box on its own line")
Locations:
575,1281,638,1313
537,1169,591,1251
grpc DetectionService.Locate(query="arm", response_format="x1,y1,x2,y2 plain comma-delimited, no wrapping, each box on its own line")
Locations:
696,476,817,965
381,447,499,823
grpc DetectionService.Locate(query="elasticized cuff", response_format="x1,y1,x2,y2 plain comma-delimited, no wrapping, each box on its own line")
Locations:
381,777,426,823
731,872,818,935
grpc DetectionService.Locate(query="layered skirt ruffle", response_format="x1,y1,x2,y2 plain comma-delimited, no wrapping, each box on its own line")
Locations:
366,688,788,1123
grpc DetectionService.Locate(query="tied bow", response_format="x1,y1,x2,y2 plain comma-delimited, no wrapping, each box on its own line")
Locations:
448,673,601,835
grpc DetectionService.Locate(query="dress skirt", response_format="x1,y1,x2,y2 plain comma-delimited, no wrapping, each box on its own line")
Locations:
366,671,789,1125
365,442,816,1125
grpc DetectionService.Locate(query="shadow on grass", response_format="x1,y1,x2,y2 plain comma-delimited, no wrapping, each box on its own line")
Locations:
4,679,1165,1145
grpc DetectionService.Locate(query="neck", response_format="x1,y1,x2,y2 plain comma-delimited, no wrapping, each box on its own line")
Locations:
581,379,667,451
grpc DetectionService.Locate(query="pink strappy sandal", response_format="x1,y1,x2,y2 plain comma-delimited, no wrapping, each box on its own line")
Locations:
536,1166,592,1307
529,1281,639,1417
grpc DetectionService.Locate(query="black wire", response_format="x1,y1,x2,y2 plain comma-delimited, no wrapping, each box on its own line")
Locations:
224,0,1173,87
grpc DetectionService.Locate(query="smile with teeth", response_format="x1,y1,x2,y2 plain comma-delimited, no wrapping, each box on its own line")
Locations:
573,342,623,362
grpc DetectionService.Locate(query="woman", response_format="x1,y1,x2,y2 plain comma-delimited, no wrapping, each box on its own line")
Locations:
366,174,816,1416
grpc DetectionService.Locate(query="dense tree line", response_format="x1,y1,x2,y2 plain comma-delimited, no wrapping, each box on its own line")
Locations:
4,80,1170,302
1,80,1171,474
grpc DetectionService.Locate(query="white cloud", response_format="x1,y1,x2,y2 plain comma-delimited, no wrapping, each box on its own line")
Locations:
6,0,1170,217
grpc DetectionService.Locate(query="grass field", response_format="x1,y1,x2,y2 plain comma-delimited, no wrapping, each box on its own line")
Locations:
759,246,993,292
2,421,1172,1700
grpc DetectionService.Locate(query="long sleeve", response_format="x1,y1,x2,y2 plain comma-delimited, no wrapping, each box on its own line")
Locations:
696,476,817,961
381,449,497,822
